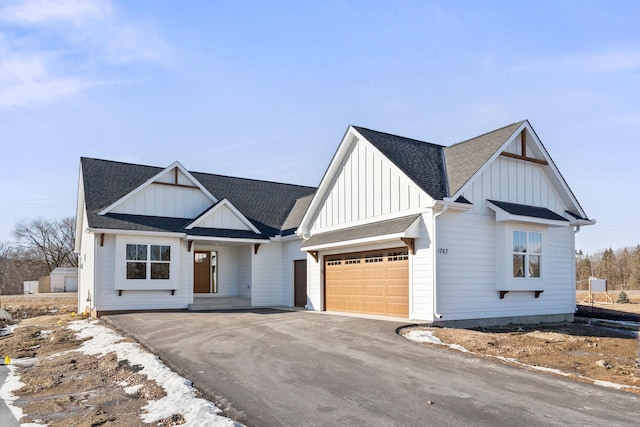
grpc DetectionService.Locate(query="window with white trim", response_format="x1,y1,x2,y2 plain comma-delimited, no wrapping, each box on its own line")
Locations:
512,231,541,279
126,244,171,280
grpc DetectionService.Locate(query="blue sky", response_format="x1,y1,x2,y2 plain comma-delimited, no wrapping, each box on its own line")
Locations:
1,0,639,254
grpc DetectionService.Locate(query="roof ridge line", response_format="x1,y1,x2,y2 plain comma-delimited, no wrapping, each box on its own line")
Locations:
446,120,526,148
83,157,316,190
352,125,445,148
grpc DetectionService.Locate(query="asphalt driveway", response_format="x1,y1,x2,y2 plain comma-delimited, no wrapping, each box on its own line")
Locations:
104,310,640,426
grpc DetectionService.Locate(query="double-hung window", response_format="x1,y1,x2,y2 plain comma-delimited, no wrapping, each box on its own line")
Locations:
126,244,171,280
512,231,541,279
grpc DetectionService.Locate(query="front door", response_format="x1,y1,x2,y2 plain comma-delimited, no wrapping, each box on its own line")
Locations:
194,251,210,293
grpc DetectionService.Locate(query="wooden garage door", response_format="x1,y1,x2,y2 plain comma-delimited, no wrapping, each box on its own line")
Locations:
324,248,409,317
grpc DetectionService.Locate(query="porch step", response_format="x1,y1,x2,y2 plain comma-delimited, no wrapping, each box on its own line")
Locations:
189,297,252,311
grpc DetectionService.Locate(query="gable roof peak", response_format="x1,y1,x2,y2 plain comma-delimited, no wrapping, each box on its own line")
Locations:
351,125,444,149
447,120,527,149
351,125,448,200
444,121,527,196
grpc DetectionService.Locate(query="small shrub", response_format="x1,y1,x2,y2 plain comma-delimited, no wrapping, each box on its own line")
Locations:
616,290,630,304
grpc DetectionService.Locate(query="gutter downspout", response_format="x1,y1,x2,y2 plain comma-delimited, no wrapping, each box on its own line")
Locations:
573,225,580,313
432,204,448,319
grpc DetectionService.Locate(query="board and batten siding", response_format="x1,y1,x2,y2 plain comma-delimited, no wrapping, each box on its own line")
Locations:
306,251,322,311
436,210,575,321
251,242,285,306
111,183,212,219
460,156,565,216
196,205,252,230
311,138,431,232
95,235,191,311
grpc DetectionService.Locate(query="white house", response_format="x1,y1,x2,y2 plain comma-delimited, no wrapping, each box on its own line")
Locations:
74,158,315,316
297,120,594,326
75,120,593,326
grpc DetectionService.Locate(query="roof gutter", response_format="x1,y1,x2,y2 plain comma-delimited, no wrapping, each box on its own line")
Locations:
86,228,187,238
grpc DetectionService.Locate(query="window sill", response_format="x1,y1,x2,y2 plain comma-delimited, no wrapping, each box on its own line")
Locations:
498,290,544,299
118,289,176,296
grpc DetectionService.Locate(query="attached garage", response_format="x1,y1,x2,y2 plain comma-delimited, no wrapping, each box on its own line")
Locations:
324,248,409,317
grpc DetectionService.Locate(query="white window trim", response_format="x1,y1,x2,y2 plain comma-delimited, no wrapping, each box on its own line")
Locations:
496,222,546,292
512,230,542,280
115,236,180,291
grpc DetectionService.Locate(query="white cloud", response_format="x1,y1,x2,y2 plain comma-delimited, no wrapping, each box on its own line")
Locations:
2,0,110,27
0,0,169,108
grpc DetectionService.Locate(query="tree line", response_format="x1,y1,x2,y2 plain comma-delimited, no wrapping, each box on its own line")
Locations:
0,217,76,295
576,246,640,291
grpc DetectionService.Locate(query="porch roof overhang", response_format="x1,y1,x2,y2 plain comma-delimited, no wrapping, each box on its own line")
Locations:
301,214,421,251
186,227,268,240
487,199,571,227
87,213,269,243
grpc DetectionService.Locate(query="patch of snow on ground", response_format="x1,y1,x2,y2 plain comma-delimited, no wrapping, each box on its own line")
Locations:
402,327,640,392
403,329,470,352
0,366,26,422
0,324,17,337
403,330,444,345
67,319,239,426
124,384,144,395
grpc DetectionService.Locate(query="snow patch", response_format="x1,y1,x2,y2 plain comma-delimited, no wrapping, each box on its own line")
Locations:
124,384,144,395
67,319,239,426
403,330,444,345
402,327,640,392
0,365,29,424
0,324,17,337
403,329,470,352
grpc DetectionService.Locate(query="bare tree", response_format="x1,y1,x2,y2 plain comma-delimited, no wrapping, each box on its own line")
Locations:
13,217,77,273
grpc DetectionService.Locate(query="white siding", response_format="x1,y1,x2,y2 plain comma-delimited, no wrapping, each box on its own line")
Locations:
310,138,431,232
156,167,194,186
251,242,284,306
95,235,191,311
237,246,252,298
306,251,322,311
215,246,240,297
195,205,252,230
436,211,575,321
78,209,96,313
112,183,211,218
410,212,435,321
461,156,566,216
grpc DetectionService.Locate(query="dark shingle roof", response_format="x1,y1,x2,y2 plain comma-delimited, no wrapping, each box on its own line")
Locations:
301,214,420,248
445,121,525,196
281,193,315,236
487,200,569,222
353,127,448,200
81,157,316,237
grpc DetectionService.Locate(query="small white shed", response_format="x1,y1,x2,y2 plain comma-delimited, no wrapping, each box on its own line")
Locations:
50,267,78,292
23,280,39,294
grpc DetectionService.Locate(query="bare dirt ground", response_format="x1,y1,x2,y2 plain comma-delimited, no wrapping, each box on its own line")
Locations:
0,295,184,426
1,294,639,425
402,292,640,394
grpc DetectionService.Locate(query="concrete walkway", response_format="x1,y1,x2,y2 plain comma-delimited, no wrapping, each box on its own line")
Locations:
105,309,640,427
